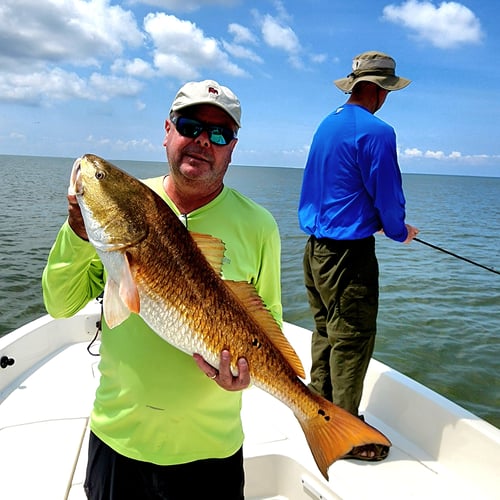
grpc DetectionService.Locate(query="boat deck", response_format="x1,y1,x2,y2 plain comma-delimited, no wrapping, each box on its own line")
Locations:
1,306,499,499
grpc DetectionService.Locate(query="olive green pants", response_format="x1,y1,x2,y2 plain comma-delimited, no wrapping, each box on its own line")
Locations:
303,235,379,416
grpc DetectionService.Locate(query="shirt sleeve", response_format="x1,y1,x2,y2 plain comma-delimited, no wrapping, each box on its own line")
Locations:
253,221,283,327
361,127,408,242
42,220,105,318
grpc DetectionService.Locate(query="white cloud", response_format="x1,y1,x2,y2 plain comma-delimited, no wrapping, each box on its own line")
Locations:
112,58,156,78
228,5,311,69
383,0,483,49
261,15,300,53
0,0,144,104
0,3,249,104
86,135,158,152
143,13,246,80
282,144,311,156
310,53,328,64
0,68,143,104
253,2,324,70
259,14,303,69
115,138,158,152
0,0,142,67
0,69,88,103
222,41,263,63
133,0,237,13
425,149,446,159
404,147,424,157
88,73,144,100
273,0,293,24
402,148,499,162
228,23,258,45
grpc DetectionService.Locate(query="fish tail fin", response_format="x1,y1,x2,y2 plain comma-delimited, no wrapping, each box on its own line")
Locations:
297,392,391,480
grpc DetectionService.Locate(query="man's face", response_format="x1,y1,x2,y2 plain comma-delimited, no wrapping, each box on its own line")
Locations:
164,104,238,186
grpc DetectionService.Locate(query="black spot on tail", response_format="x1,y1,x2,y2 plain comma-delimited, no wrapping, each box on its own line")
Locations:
317,408,331,421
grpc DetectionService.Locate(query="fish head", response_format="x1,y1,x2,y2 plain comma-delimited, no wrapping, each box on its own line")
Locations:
69,154,149,252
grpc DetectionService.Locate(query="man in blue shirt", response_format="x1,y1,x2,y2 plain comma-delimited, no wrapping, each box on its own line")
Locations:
298,51,419,461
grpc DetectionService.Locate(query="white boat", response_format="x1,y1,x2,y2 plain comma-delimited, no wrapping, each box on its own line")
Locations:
1,300,499,500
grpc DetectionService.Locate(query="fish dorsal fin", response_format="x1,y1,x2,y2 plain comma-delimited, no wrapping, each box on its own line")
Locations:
225,280,306,379
190,232,226,276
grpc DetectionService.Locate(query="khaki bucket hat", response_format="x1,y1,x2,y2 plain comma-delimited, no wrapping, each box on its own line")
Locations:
334,51,411,93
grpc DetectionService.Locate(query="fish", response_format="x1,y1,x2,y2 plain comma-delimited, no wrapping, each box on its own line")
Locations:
69,153,391,480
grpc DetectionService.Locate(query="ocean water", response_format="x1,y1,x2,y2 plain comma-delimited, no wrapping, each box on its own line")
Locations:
0,154,498,427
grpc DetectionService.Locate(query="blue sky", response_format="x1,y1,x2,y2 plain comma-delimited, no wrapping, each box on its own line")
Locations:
1,0,498,176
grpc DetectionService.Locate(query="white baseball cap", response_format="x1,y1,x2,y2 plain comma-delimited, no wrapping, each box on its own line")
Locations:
170,80,241,127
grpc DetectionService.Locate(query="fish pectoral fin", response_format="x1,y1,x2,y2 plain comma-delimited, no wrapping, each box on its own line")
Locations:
103,278,131,328
118,252,141,314
224,280,306,379
190,232,226,276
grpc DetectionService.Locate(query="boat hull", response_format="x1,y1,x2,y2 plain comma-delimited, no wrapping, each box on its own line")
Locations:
1,302,499,499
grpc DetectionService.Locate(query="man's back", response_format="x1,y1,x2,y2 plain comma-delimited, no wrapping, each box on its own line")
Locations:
298,103,404,241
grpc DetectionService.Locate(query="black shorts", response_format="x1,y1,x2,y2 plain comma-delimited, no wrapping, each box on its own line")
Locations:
84,432,245,500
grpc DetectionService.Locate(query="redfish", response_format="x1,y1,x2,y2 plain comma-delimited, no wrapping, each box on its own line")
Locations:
69,154,390,479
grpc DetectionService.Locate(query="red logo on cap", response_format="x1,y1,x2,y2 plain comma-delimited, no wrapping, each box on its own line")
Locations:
208,86,218,95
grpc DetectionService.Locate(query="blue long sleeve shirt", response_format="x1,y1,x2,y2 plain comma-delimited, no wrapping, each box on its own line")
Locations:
298,104,408,242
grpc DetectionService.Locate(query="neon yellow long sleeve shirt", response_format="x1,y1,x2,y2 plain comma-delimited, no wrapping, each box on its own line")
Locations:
42,177,282,465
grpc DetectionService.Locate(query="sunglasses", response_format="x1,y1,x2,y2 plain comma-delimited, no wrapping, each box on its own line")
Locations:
171,116,237,146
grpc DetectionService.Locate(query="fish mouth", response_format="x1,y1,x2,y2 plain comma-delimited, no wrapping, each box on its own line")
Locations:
68,157,83,196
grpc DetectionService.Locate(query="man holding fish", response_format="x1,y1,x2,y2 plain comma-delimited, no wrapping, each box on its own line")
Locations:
43,79,390,499
43,80,281,499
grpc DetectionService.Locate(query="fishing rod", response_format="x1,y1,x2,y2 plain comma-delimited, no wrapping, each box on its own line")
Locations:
414,237,500,276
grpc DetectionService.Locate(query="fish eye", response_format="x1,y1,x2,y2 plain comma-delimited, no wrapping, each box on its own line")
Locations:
95,170,106,180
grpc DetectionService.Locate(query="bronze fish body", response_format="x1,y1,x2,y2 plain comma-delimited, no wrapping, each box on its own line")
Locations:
69,153,391,480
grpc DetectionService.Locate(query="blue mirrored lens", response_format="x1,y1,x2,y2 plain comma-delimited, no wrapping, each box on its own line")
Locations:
173,117,235,146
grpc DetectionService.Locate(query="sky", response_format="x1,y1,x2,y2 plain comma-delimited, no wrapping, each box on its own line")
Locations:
1,0,499,177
